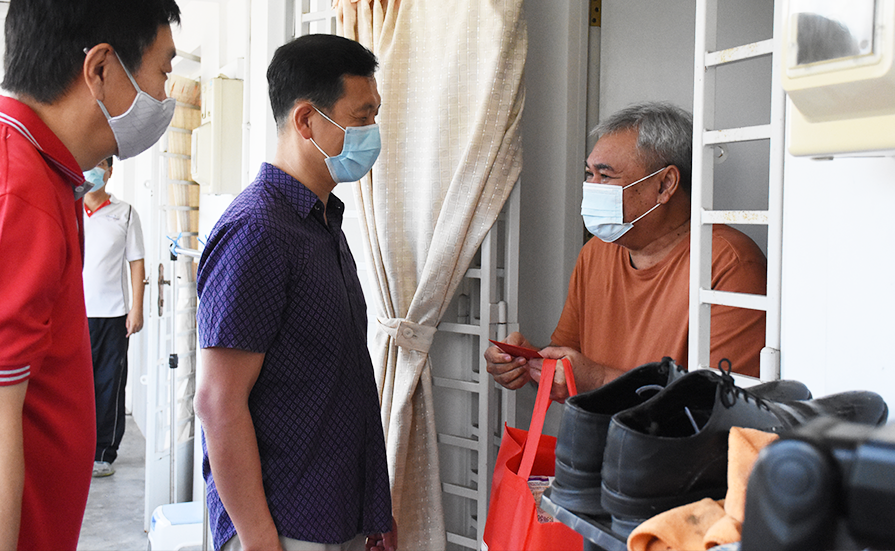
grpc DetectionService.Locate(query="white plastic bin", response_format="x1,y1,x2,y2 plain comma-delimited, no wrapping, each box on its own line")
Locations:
147,501,204,551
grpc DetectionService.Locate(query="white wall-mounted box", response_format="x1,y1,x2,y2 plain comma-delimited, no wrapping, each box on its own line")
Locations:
191,77,243,194
782,0,895,156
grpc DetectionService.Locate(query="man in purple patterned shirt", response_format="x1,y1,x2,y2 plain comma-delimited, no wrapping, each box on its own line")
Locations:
195,34,395,551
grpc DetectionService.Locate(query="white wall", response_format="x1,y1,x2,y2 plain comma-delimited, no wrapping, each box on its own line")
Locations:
513,1,590,432
781,150,895,407
518,1,590,343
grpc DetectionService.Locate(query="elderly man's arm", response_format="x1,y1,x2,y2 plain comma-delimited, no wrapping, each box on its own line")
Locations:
0,382,27,550
486,332,625,402
194,347,282,551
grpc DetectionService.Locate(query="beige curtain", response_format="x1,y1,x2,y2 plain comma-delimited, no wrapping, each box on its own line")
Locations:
334,1,526,549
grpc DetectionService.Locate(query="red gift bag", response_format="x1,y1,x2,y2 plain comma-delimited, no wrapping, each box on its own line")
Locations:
482,358,583,551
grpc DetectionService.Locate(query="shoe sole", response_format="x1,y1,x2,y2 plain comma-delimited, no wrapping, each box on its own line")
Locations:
601,480,726,525
549,479,605,516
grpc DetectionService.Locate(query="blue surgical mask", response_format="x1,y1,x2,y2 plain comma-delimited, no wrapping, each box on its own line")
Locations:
310,107,381,183
581,166,666,243
84,167,106,192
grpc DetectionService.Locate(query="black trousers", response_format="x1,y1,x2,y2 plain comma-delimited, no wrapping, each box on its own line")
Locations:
88,316,129,464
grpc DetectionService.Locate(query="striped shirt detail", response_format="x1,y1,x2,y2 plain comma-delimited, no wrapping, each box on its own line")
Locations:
0,365,30,384
0,112,90,197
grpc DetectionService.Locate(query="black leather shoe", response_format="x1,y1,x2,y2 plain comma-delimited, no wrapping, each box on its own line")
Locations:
551,358,813,517
551,357,685,516
600,368,887,534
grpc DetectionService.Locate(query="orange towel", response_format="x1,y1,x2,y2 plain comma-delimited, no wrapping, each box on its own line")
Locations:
627,498,726,551
627,427,779,551
705,427,779,549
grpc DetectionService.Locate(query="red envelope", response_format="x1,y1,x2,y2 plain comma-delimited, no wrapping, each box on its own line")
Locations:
489,339,543,360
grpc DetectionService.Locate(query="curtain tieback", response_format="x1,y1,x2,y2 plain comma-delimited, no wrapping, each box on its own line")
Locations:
377,318,438,353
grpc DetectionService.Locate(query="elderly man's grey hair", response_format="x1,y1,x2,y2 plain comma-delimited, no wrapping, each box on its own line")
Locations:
590,101,693,194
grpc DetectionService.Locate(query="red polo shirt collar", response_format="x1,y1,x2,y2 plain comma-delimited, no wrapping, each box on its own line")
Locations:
0,96,88,197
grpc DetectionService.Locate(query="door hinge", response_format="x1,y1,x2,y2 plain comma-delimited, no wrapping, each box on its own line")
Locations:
590,0,602,27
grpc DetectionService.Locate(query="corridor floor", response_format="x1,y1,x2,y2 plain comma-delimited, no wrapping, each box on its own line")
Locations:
77,415,150,550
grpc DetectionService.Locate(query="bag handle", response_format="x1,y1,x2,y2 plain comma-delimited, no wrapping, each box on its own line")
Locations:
518,358,577,480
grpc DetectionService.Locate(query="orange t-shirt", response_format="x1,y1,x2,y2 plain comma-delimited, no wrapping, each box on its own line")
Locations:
551,225,766,377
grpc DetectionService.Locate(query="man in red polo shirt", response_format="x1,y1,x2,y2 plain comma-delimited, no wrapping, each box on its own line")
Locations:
0,1,180,549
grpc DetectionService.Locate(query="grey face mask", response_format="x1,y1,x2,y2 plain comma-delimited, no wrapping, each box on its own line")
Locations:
96,52,176,160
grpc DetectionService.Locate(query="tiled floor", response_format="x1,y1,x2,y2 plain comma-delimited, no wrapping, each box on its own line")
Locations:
77,415,150,550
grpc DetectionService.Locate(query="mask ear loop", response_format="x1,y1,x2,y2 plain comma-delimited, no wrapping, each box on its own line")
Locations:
83,46,145,93
309,137,331,159
112,52,143,92
622,165,668,190
313,106,347,132
624,165,669,225
91,50,146,121
629,201,662,225
309,106,346,159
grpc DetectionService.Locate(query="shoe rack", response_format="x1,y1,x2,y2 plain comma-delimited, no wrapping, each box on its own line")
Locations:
689,0,787,382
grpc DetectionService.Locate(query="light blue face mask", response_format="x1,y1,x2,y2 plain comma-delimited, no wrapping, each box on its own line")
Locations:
581,166,667,243
310,107,381,183
84,167,106,192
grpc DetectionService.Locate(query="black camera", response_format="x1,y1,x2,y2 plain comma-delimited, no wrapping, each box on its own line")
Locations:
741,416,895,551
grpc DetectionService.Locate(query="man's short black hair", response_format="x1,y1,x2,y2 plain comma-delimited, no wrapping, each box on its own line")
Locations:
267,34,378,130
3,0,181,104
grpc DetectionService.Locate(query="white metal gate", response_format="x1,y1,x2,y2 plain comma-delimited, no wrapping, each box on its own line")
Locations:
433,185,520,550
143,96,202,529
690,0,786,381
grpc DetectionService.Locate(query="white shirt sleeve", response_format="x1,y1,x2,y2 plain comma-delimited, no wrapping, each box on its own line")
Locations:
124,205,145,262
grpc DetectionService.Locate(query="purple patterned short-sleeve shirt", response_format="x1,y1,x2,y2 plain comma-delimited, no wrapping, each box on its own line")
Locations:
197,163,392,549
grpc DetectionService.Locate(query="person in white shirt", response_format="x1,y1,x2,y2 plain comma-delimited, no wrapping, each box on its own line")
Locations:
82,156,145,477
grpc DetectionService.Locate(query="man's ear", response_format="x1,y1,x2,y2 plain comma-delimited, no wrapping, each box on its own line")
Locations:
83,43,115,102
657,165,681,204
292,102,317,140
